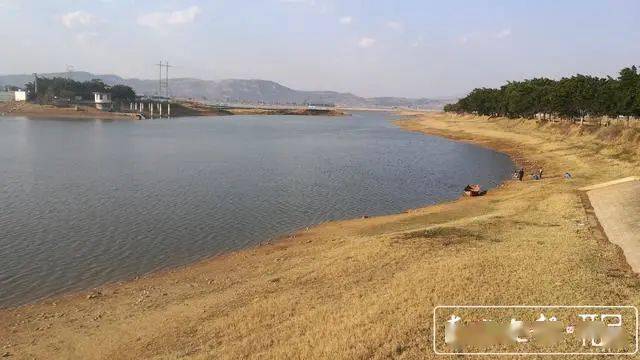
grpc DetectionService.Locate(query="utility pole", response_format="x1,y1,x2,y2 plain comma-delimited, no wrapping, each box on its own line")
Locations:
156,61,164,97
66,65,74,80
164,61,171,98
33,73,38,100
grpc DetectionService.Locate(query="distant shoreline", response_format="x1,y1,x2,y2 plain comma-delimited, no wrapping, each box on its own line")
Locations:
0,101,348,120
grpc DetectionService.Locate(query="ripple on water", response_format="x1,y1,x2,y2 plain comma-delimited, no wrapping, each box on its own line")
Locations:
0,113,514,307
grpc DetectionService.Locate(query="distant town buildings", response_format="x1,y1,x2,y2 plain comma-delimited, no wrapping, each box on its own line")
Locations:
0,89,27,102
93,92,112,110
306,103,335,109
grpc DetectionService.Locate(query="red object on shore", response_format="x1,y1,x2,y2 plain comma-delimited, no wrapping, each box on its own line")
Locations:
464,184,487,197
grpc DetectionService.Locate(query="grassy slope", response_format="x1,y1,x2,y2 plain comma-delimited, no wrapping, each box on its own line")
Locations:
1,113,639,359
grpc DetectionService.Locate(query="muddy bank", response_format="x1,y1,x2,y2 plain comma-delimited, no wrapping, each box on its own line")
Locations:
175,101,348,116
226,107,347,116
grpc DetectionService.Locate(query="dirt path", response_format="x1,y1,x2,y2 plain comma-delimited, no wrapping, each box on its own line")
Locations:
584,178,640,272
1,112,639,359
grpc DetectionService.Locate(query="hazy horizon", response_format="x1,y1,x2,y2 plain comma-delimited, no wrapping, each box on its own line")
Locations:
1,0,639,98
0,69,465,100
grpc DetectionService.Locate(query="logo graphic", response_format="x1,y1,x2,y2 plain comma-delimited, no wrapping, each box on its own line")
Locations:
433,306,638,355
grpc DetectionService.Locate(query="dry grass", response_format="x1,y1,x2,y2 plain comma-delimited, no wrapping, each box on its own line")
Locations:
0,101,137,120
1,112,640,359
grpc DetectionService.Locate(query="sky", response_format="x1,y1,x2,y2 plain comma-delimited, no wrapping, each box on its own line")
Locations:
0,0,639,98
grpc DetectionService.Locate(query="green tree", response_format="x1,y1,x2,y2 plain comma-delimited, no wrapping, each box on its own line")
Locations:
616,66,640,117
110,85,136,102
444,65,640,123
24,77,136,104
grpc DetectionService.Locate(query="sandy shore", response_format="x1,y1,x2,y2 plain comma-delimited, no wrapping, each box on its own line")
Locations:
1,112,639,359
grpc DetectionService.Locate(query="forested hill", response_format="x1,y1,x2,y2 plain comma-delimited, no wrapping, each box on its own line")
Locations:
445,66,640,119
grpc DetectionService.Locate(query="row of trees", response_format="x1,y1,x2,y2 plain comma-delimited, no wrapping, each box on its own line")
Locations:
444,66,640,120
24,77,136,103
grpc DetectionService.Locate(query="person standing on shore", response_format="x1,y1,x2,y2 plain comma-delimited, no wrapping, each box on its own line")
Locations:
518,168,525,181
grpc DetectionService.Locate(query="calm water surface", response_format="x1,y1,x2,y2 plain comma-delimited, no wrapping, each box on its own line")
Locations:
0,112,514,307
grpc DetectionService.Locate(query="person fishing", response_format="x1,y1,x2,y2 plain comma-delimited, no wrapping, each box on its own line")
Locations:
532,168,544,180
517,168,525,181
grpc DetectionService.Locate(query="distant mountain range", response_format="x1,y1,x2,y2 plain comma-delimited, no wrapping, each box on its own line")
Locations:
0,71,454,109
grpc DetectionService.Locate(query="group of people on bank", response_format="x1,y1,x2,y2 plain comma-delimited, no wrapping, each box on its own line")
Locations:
513,167,544,181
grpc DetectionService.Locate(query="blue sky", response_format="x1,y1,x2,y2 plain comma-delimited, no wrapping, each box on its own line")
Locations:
1,0,639,97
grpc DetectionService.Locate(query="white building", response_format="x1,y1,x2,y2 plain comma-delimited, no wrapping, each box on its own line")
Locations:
93,92,112,110
14,90,26,102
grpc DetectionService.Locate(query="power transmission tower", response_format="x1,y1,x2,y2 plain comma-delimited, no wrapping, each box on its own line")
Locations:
33,73,38,97
164,61,172,98
156,61,164,97
156,61,173,98
66,65,74,80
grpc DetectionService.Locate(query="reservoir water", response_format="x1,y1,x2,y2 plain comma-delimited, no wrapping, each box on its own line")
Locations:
0,112,514,307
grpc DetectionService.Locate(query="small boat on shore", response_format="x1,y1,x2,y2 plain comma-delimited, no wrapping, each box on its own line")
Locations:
464,184,486,197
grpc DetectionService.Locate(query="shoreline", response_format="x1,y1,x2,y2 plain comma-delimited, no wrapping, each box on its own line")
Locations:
0,101,348,120
0,112,137,120
1,112,639,358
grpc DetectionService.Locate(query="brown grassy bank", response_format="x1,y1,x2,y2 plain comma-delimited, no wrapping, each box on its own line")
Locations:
163,101,234,117
1,112,639,359
0,101,137,120
167,101,347,117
